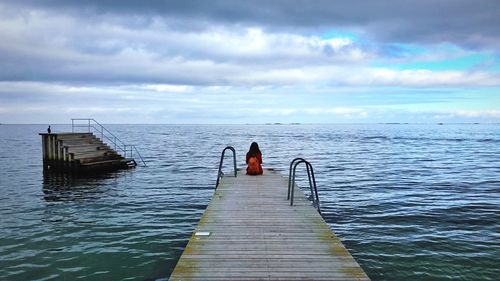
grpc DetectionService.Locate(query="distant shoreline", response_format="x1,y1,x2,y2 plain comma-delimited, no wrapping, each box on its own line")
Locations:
1,122,499,125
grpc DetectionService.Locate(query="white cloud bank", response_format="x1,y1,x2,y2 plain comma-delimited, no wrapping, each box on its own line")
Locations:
1,6,499,88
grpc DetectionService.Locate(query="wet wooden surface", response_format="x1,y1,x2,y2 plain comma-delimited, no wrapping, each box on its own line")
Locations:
169,169,370,280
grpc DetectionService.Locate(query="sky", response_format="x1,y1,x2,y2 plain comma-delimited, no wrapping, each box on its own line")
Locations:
0,0,499,124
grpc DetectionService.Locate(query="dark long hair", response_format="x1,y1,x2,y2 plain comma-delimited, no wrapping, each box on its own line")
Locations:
247,142,261,156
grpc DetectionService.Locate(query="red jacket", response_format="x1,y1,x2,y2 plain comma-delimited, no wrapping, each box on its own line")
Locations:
246,153,263,175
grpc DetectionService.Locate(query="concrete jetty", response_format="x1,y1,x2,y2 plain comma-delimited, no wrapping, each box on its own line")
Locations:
39,132,135,172
40,118,146,173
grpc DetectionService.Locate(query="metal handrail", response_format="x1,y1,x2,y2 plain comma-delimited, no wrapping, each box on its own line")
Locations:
215,146,237,188
71,118,146,166
287,158,321,215
288,157,308,200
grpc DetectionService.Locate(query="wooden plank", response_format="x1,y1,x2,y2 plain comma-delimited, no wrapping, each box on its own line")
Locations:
169,169,370,281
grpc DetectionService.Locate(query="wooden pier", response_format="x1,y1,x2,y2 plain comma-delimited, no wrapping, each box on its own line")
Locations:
169,169,370,280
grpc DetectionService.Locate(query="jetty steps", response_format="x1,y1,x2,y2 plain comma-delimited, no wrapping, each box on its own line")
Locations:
40,132,134,172
40,118,145,173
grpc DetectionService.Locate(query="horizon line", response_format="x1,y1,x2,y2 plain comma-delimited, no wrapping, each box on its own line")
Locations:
1,122,499,125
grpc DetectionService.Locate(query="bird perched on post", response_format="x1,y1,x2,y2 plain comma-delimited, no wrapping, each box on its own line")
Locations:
47,125,51,134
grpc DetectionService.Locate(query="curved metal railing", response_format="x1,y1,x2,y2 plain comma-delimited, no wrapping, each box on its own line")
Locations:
71,118,146,166
215,146,237,188
287,157,321,215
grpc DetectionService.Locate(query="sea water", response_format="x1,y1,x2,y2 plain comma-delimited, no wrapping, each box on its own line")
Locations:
0,124,499,280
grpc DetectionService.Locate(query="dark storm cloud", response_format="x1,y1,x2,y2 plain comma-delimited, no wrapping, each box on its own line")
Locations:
9,0,500,49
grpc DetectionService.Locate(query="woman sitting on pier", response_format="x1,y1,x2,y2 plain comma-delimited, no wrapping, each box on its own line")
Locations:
246,142,263,175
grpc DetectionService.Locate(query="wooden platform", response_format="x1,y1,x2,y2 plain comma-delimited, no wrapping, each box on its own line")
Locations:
169,169,370,281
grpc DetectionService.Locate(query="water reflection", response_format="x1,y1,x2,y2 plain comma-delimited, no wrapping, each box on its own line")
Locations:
42,170,122,202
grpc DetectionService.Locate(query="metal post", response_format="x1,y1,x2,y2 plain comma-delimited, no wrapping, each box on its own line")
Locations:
216,150,226,188
309,164,321,214
290,159,307,206
216,146,237,188
232,148,237,177
288,158,306,200
288,159,321,214
305,163,313,199
290,163,298,206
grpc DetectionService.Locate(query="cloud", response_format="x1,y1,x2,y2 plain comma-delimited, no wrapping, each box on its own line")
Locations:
6,0,500,50
0,6,373,85
1,6,498,88
0,1,499,124
453,110,500,118
142,84,193,93
340,68,500,87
